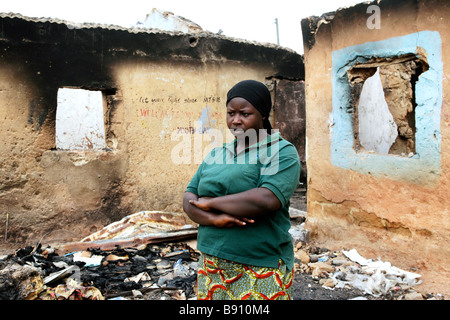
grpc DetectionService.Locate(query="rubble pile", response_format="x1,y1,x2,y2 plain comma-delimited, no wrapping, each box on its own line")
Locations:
0,210,200,300
0,207,445,300
293,243,441,300
0,241,199,300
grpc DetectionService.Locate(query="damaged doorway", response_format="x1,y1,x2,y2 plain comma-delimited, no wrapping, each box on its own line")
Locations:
348,54,428,156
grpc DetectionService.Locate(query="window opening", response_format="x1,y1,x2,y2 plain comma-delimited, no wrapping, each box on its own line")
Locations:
56,88,106,150
347,54,428,156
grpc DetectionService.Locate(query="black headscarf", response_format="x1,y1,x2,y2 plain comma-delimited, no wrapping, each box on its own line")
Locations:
226,80,273,130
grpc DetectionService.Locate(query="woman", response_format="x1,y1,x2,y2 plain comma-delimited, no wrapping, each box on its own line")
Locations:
183,80,301,300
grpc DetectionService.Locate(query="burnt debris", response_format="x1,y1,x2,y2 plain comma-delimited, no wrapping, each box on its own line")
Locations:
0,241,199,300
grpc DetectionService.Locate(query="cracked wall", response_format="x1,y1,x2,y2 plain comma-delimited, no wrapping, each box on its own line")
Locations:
301,0,450,290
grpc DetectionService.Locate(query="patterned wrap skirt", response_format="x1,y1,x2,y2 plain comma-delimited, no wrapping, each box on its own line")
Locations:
197,253,293,300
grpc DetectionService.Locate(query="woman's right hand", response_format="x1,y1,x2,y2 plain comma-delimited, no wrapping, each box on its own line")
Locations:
211,213,254,228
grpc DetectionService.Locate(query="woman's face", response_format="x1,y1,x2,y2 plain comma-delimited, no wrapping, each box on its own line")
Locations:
226,97,265,136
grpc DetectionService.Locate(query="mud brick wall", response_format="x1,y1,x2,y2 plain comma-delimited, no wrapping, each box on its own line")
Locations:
301,0,449,289
0,14,304,244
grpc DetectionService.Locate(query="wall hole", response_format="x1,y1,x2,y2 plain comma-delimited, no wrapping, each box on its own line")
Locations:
55,88,106,150
189,36,199,47
347,54,428,156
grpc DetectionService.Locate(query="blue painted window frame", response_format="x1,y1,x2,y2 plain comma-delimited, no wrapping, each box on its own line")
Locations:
331,31,442,183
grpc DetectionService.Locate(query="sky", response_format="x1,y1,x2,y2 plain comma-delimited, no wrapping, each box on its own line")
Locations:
0,0,366,54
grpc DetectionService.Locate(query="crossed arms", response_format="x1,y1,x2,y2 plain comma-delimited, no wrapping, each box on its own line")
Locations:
183,188,282,228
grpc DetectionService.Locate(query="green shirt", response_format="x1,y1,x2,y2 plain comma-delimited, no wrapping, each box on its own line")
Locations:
186,132,301,269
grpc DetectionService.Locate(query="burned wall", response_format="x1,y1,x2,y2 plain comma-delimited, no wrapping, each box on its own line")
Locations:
301,0,449,294
272,79,307,183
0,14,304,244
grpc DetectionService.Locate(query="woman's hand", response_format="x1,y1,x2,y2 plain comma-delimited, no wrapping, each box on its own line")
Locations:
188,197,213,211
209,213,255,228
